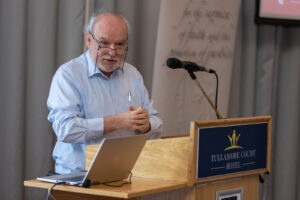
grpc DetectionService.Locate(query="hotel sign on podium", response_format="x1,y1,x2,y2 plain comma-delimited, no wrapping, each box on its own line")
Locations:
197,122,268,178
189,116,271,185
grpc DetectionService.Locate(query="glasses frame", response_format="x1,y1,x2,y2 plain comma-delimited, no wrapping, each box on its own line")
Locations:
89,32,128,55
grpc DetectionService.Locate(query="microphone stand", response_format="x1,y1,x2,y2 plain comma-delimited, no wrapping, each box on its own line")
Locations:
187,70,223,119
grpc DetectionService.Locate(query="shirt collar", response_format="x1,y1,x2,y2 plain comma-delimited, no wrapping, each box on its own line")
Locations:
84,49,125,79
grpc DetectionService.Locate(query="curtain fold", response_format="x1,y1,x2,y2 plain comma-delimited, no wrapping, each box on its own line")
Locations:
0,0,86,199
0,0,28,199
229,1,300,200
272,27,300,200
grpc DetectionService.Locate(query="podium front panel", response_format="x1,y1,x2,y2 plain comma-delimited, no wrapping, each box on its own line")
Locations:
196,122,268,179
189,116,271,184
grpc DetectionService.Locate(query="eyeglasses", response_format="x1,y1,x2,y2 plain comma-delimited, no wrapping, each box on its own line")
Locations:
90,32,128,55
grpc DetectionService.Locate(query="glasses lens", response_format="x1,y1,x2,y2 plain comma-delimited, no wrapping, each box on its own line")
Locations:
101,47,126,54
116,48,126,54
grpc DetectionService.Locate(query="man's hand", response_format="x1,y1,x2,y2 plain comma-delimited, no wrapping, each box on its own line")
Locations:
128,106,150,133
103,106,151,134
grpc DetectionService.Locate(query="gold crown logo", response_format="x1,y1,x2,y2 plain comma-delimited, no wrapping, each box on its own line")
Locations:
225,130,243,151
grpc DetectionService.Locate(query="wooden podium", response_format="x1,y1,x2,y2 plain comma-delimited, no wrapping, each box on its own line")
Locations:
24,116,271,200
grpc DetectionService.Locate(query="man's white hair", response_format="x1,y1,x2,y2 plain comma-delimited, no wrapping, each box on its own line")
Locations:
85,11,130,35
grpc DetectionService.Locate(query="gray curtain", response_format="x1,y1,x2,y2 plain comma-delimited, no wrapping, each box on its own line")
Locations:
0,0,86,199
229,1,300,200
0,0,299,200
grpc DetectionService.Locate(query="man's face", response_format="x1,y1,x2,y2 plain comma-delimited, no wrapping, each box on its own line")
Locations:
86,14,128,76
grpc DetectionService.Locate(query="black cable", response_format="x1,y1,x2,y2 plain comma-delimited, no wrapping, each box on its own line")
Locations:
213,71,219,109
101,172,132,187
46,182,65,200
45,172,133,199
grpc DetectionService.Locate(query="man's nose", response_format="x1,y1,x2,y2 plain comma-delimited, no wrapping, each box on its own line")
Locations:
108,45,117,56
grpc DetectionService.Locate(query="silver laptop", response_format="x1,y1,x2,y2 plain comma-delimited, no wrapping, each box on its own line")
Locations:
37,134,149,187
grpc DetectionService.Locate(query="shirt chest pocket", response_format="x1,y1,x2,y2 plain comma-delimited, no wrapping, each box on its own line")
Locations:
121,90,141,110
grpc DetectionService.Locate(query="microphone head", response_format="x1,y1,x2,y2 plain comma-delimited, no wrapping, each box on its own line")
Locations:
166,57,182,69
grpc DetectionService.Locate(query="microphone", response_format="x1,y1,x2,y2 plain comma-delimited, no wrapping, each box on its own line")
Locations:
166,57,215,73
166,57,223,119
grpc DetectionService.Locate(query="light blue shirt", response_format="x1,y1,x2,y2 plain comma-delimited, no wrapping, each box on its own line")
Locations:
47,50,163,174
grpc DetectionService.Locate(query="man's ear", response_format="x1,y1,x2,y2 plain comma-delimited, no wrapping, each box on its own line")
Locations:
85,32,91,48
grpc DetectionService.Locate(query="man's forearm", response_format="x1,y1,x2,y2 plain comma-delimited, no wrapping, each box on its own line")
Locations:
103,114,122,134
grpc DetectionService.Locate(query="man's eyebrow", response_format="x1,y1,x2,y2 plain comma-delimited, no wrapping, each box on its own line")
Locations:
98,37,107,41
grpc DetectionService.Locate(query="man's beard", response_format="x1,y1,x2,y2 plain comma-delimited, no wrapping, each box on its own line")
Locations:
97,55,121,73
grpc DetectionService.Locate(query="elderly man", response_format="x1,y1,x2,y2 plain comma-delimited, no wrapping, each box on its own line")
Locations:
47,13,163,174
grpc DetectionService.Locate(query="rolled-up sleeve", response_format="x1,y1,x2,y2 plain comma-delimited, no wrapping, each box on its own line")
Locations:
47,69,104,143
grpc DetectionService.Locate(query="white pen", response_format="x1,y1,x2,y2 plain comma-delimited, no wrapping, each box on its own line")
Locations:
128,91,132,102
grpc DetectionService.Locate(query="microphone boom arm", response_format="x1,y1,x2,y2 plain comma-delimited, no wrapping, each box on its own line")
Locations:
187,70,223,119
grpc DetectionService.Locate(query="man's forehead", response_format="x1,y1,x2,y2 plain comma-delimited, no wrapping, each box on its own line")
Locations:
93,14,128,34
93,23,127,42
93,31,127,43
